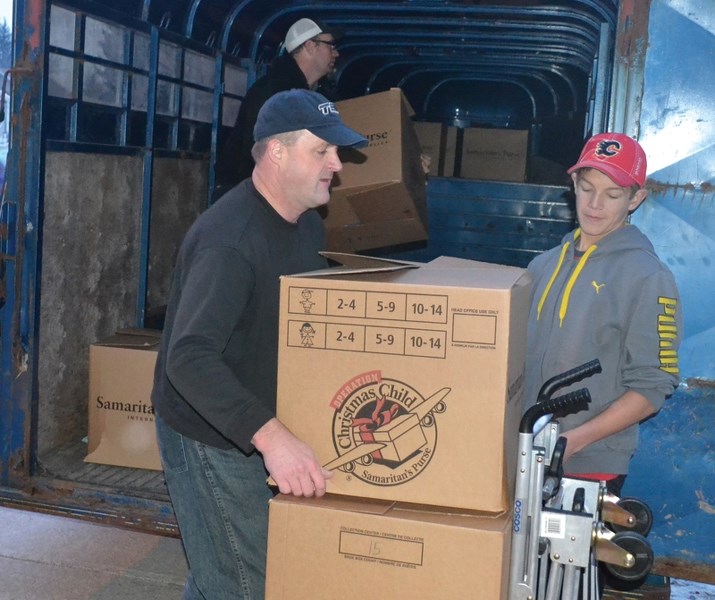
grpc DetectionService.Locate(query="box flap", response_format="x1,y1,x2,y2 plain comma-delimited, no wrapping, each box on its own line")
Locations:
424,256,531,288
93,328,162,349
286,253,422,277
115,327,162,338
392,86,415,118
269,494,510,529
270,493,396,517
322,252,423,268
392,501,509,521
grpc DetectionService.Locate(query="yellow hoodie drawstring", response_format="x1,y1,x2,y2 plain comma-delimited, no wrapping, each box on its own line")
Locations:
558,245,597,326
536,231,597,326
536,241,571,320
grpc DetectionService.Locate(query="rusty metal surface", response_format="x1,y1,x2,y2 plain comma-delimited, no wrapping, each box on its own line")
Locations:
626,384,715,581
0,439,179,538
0,0,45,491
653,560,715,586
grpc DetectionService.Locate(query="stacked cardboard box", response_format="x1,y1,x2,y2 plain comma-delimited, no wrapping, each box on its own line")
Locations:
85,328,163,471
266,495,513,600
461,127,529,182
266,254,531,599
326,89,428,252
413,121,529,182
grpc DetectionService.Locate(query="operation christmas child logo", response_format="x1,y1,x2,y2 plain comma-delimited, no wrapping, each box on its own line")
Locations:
324,370,450,485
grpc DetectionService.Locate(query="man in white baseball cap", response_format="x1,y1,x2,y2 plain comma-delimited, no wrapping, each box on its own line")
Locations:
283,17,342,53
215,18,343,195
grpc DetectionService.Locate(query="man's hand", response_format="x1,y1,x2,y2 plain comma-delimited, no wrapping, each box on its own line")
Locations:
252,418,333,497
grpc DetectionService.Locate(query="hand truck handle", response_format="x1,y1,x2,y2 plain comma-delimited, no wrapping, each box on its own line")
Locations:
519,388,592,433
536,359,602,405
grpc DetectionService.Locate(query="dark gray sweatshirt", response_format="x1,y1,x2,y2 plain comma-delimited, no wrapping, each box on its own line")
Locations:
524,224,682,474
151,179,328,452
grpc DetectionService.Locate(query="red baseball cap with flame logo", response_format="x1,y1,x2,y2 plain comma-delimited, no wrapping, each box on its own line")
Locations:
567,133,647,188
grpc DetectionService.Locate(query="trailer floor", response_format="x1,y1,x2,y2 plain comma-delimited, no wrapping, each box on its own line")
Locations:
38,441,168,498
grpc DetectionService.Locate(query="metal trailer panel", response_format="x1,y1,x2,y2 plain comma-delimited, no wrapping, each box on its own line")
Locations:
627,384,715,583
372,177,575,268
620,0,715,581
632,0,715,381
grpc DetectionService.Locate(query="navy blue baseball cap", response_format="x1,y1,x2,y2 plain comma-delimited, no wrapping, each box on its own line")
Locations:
254,89,368,148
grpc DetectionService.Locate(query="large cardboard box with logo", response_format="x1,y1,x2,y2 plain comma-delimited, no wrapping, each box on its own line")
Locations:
276,254,531,513
85,329,162,471
265,494,512,600
326,88,428,252
458,127,529,182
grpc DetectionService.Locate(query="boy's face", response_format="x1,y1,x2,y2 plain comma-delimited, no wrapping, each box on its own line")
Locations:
572,168,647,249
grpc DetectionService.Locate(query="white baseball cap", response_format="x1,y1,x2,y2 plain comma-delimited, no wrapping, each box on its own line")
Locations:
284,18,340,53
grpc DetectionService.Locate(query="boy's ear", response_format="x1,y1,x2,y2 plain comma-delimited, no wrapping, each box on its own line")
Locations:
629,188,648,213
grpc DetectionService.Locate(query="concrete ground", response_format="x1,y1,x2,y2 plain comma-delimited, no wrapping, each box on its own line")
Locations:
0,504,713,599
0,505,188,600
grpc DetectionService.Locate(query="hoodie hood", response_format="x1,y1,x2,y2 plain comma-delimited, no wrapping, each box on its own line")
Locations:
536,225,657,326
558,224,657,257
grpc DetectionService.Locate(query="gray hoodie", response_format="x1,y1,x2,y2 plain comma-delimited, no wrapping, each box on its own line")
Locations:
524,224,682,474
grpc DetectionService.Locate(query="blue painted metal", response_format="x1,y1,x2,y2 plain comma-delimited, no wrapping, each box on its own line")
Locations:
372,178,575,268
230,1,609,130
614,0,715,580
0,0,44,490
136,26,161,328
631,0,715,381
626,384,715,578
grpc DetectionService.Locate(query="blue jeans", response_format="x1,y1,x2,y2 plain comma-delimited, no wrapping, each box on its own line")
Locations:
155,414,273,599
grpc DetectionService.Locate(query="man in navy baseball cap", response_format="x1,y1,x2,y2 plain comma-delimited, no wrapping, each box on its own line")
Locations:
254,88,367,148
154,91,366,599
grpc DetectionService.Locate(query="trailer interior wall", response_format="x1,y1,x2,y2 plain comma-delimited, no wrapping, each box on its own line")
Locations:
37,152,206,456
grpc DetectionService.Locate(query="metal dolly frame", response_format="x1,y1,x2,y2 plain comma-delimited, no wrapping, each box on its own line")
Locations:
508,360,655,600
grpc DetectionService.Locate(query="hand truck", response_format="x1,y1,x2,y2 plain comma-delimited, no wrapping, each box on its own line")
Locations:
508,360,655,600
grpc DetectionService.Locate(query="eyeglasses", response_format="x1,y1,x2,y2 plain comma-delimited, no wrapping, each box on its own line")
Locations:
313,39,338,49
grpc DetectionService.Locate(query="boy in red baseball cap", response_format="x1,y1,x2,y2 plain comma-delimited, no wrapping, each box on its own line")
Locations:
524,132,682,497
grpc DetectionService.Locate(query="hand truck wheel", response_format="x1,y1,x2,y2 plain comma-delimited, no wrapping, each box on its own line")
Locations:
604,531,654,582
608,497,653,536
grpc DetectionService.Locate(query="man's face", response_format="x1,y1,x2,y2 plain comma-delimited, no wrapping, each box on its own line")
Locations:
310,35,339,77
573,168,646,248
280,130,343,214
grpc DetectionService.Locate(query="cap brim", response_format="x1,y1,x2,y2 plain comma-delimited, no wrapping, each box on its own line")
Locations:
567,160,637,187
322,27,344,42
313,19,344,41
309,124,368,148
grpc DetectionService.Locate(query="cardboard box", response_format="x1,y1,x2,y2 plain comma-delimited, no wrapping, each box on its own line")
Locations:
277,254,531,513
266,494,512,600
412,121,456,177
85,329,163,471
326,89,428,252
458,127,529,182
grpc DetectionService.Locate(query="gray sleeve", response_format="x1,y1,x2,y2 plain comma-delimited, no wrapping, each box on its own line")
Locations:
621,268,682,410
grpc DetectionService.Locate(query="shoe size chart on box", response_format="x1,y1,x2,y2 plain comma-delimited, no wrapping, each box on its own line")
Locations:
285,285,500,358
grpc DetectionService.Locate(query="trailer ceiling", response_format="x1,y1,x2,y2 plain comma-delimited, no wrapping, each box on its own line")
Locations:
76,0,619,128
